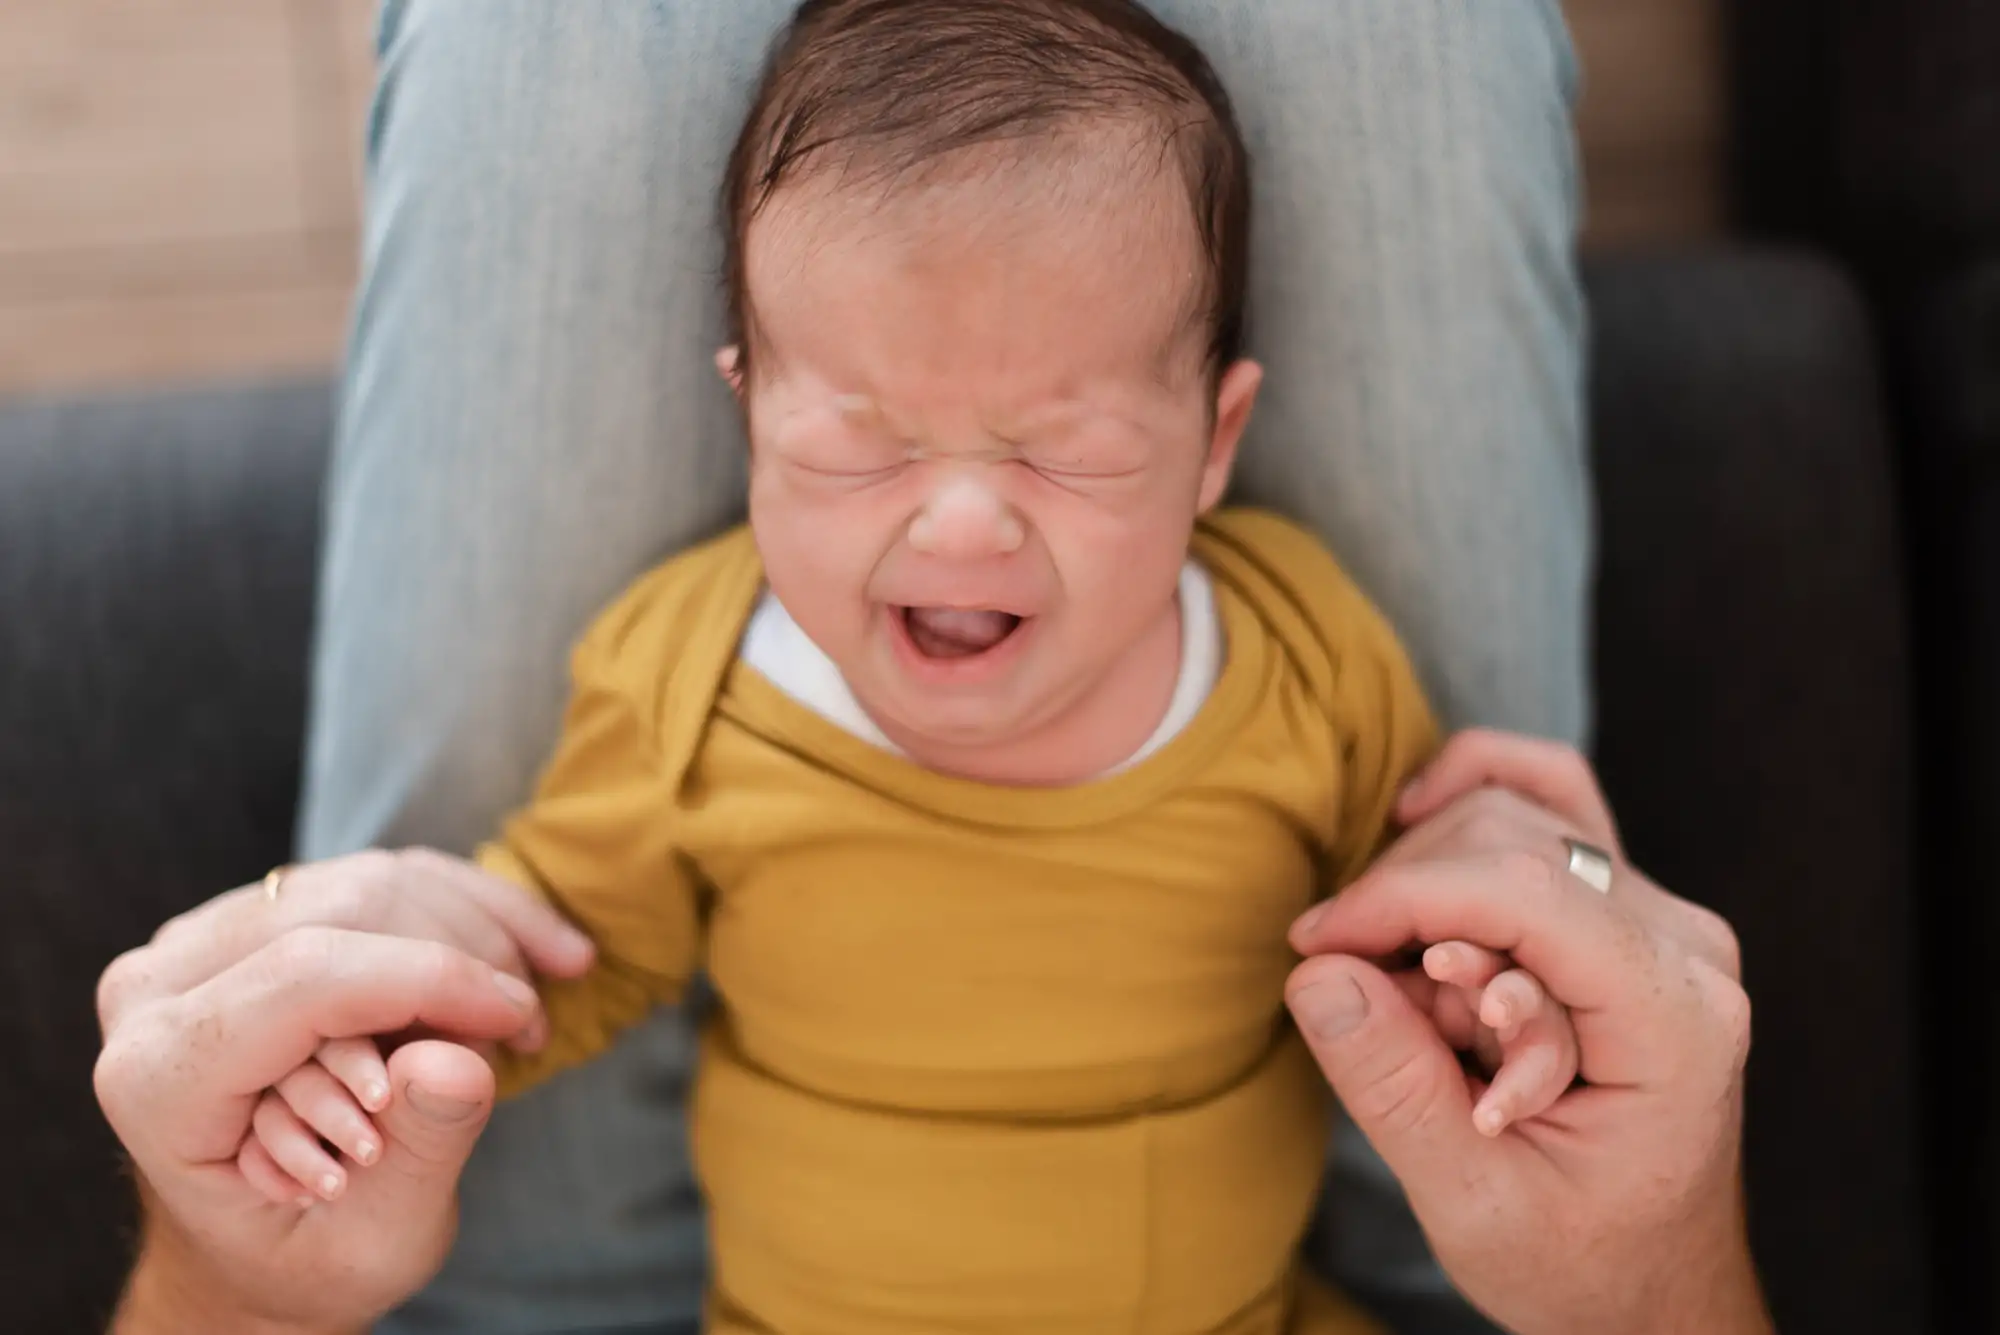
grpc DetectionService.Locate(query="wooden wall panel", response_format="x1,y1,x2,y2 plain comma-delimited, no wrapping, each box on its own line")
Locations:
1569,0,1727,244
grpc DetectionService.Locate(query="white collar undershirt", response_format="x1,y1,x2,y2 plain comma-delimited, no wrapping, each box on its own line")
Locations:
738,561,1223,776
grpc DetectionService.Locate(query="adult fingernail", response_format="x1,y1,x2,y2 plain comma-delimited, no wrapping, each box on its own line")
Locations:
404,1082,481,1123
1292,976,1368,1041
494,972,538,1012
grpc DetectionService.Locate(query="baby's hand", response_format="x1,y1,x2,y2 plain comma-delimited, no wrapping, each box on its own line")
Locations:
240,1038,392,1205
1417,940,1579,1137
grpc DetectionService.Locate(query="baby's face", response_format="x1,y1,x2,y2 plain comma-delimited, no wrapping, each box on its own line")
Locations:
731,167,1260,768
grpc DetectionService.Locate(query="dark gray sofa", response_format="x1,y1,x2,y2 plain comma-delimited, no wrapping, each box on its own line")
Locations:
0,250,1928,1334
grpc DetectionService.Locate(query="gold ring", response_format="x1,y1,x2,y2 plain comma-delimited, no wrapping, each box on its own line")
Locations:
262,865,294,902
1563,838,1614,894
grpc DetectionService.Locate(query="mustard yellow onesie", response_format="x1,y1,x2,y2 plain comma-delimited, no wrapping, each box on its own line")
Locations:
481,509,1437,1335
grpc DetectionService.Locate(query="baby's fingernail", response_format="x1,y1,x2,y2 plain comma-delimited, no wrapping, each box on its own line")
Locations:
510,1013,549,1053
362,1081,389,1111
494,972,538,1012
1488,998,1514,1028
1475,1104,1507,1136
294,1195,316,1210
354,1137,379,1166
318,1172,344,1200
1292,904,1326,940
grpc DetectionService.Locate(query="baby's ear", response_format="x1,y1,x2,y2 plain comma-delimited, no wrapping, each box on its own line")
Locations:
1198,359,1262,514
715,346,745,398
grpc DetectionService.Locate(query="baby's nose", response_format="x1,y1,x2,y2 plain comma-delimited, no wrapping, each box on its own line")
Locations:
908,472,1025,560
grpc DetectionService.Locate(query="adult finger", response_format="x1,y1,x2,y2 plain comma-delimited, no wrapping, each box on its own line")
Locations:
375,1040,495,1170
1388,786,1738,992
1626,874,1744,984
340,1040,496,1258
1397,729,1618,849
100,929,538,1168
1290,855,1669,1088
1293,854,1641,1015
106,851,589,1026
401,848,595,978
1286,954,1484,1196
103,855,479,1021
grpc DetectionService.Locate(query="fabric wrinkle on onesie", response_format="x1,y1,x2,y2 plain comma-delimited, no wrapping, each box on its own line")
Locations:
479,509,1437,1335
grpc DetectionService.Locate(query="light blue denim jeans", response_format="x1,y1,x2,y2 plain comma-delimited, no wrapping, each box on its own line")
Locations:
302,3,1588,1332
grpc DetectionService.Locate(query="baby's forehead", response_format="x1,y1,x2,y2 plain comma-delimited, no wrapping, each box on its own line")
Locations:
746,146,1208,349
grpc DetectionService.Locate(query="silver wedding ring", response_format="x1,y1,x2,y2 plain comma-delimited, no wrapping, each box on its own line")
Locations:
1563,838,1614,894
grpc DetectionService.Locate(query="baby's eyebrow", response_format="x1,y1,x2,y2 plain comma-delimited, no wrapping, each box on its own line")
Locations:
833,393,880,419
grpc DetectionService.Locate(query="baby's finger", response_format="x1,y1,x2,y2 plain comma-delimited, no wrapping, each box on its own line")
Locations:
1429,982,1484,1053
237,1132,313,1208
1477,967,1549,1040
1423,941,1510,992
1470,1043,1563,1137
278,1061,382,1166
252,1090,348,1202
314,1036,392,1113
1471,1004,1581,1136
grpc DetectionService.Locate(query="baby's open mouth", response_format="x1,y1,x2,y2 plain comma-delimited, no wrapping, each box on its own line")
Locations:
899,606,1024,660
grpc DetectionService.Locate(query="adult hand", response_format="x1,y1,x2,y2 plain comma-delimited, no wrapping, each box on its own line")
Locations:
95,849,595,1334
1288,730,1768,1335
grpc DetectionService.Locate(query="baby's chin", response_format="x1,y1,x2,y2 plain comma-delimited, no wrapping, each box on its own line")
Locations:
865,689,1047,753
854,677,1085,783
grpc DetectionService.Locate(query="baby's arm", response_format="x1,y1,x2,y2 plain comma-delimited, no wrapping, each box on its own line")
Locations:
244,626,702,1204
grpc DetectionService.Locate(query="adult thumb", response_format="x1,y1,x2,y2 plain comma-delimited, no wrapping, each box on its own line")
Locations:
381,1038,494,1169
358,1038,493,1255
1287,954,1483,1199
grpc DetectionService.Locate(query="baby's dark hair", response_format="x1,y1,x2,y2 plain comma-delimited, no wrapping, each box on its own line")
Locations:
721,0,1251,383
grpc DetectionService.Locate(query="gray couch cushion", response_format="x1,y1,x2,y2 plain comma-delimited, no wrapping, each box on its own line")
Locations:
0,377,331,1331
1588,251,1925,1333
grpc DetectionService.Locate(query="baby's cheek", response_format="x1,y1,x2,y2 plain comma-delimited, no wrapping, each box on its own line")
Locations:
759,497,896,634
1047,505,1190,612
